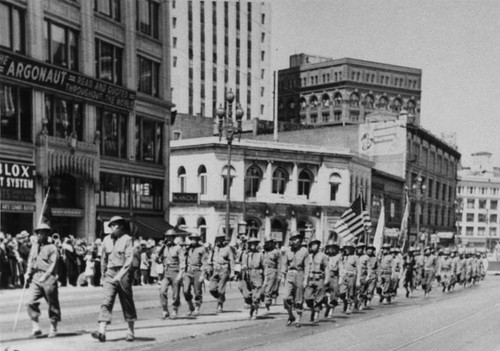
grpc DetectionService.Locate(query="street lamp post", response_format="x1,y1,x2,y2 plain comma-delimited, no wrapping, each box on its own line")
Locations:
216,89,244,242
411,174,427,248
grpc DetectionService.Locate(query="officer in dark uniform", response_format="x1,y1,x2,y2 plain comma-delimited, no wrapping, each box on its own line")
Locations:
25,223,61,338
92,216,136,342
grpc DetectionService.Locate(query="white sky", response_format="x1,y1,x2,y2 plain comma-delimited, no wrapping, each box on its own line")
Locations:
270,0,500,166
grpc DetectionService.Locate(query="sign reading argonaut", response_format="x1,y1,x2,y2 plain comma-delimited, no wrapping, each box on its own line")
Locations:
0,49,136,111
0,161,36,202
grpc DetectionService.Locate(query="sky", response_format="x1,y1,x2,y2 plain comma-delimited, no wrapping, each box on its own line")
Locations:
270,0,500,167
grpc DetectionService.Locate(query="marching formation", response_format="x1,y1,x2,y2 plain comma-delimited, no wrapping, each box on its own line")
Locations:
21,217,488,342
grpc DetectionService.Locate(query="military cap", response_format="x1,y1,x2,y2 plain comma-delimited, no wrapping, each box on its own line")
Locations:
248,237,260,244
381,243,391,250
264,237,275,244
289,232,303,241
164,228,178,236
366,245,376,251
308,239,321,247
35,223,52,232
108,216,126,227
356,243,366,249
325,239,339,248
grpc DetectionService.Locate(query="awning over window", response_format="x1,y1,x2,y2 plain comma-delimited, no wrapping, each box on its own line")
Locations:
131,216,189,239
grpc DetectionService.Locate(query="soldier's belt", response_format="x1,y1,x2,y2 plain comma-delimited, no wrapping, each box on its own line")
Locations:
344,271,356,276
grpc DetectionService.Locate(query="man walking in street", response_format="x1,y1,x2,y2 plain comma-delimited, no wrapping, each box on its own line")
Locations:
182,232,207,316
304,239,329,323
422,246,438,297
339,243,358,314
25,223,61,338
92,216,136,342
241,238,264,319
262,237,281,311
377,243,393,304
208,233,235,313
324,240,341,318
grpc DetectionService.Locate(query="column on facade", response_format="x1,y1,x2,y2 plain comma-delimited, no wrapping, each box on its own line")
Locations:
342,92,349,123
328,93,334,122
124,0,137,90
80,0,95,76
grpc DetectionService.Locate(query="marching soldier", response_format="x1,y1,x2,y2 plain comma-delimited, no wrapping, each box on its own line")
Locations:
356,243,368,310
92,216,136,342
182,232,207,316
25,223,61,338
208,233,235,313
377,243,393,304
304,239,329,323
403,247,416,298
449,249,460,290
324,240,341,318
157,229,184,319
241,238,265,319
390,247,404,299
422,246,437,297
262,238,281,311
281,232,309,327
339,243,358,314
364,245,378,307
235,235,251,308
413,247,424,290
437,248,453,292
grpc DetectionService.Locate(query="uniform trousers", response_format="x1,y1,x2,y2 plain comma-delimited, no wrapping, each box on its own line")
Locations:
26,272,61,322
98,268,136,323
160,269,182,311
183,268,203,308
304,274,326,311
283,270,305,312
263,268,279,306
422,269,435,293
325,275,340,306
339,272,357,304
208,268,230,304
242,269,263,307
378,271,392,298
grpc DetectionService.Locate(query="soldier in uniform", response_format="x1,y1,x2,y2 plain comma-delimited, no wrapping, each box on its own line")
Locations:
324,240,341,318
281,232,309,327
377,243,393,304
262,238,281,311
157,229,184,319
25,223,61,338
413,247,424,291
339,243,358,314
182,232,206,316
304,239,329,323
241,238,264,319
235,235,251,309
390,247,404,299
363,245,378,308
92,216,136,342
356,243,368,310
449,249,460,290
403,247,416,298
208,233,235,313
422,246,438,297
437,248,453,292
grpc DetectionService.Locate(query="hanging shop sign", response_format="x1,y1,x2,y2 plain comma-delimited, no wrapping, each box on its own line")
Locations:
1,202,36,212
0,49,135,111
172,193,198,204
0,161,36,202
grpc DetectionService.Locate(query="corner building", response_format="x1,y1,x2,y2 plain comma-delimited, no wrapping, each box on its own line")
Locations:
0,0,173,240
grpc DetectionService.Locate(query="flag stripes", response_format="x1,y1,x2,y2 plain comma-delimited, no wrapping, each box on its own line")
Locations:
334,195,372,243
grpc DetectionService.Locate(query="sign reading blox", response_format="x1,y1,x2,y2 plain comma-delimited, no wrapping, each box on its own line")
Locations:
0,161,36,201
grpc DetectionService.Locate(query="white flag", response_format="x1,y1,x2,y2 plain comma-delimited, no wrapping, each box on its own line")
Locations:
373,202,385,252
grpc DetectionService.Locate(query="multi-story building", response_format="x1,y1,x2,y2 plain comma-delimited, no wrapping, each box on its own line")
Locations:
277,54,422,128
0,0,173,240
169,0,272,130
169,137,373,244
456,152,500,251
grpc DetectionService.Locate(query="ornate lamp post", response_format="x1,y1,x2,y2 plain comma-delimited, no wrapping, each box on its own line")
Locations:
411,174,427,247
216,89,244,242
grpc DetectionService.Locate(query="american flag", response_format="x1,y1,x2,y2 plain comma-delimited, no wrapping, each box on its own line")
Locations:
334,195,372,244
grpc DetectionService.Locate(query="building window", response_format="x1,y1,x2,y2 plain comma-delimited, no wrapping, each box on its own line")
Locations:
178,166,186,192
490,227,498,237
491,200,498,210
478,213,486,222
94,0,121,21
297,169,313,198
198,165,207,195
467,199,475,209
465,227,474,236
45,95,83,141
272,168,288,195
222,165,235,196
137,56,160,97
479,200,487,209
44,20,78,71
99,173,130,208
136,0,159,39
0,2,24,53
131,176,163,210
135,116,163,164
95,39,122,85
0,83,31,142
245,165,262,198
466,213,474,222
97,109,127,158
329,173,341,201
478,227,486,236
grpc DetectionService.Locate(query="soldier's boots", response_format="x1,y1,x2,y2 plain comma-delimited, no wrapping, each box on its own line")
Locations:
314,310,320,323
265,303,271,311
295,313,302,328
193,306,201,316
216,303,223,314
328,307,335,319
48,321,58,338
186,301,195,316
162,309,170,319
310,310,315,322
324,305,331,318
286,307,296,326
346,304,353,314
251,306,258,320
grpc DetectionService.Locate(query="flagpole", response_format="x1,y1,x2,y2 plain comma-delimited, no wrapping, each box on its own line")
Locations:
38,187,51,226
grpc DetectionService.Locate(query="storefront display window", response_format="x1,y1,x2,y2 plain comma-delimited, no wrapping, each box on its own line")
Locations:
97,109,127,158
135,116,163,164
45,95,83,140
0,82,31,142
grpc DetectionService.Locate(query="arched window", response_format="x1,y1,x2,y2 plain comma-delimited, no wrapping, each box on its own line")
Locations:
321,93,330,107
245,165,263,198
222,165,235,196
309,95,318,109
363,95,374,109
299,97,307,111
272,168,288,195
349,92,359,107
178,166,186,193
329,172,341,201
176,217,186,227
198,165,207,195
391,98,402,112
246,218,261,238
378,96,388,110
197,217,207,242
407,100,416,113
271,218,287,244
298,169,313,199
334,93,342,107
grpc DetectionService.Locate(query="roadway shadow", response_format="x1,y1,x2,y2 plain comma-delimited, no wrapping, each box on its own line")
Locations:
3,331,84,343
104,336,156,343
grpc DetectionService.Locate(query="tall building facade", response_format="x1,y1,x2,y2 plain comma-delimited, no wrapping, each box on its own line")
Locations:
0,0,173,240
169,0,272,123
278,54,422,127
457,152,500,251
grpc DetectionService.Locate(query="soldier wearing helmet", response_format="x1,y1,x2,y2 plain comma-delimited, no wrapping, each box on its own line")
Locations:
208,232,235,314
324,239,341,318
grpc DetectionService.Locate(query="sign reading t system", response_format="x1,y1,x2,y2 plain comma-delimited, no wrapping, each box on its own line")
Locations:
0,161,36,201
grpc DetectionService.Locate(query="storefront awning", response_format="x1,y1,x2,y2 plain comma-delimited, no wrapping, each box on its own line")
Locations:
437,232,454,239
131,216,189,239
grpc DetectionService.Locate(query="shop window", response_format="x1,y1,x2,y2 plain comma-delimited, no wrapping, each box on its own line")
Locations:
198,165,207,195
131,177,162,210
44,19,78,71
135,116,163,164
45,95,83,140
94,0,121,21
99,172,130,208
138,56,160,97
245,165,262,198
298,170,313,199
0,83,31,142
272,168,288,195
0,2,24,53
136,0,159,39
95,39,123,85
97,109,127,158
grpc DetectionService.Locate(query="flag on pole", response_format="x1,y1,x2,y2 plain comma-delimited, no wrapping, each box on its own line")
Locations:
334,195,372,244
38,187,51,227
373,201,385,252
399,190,410,249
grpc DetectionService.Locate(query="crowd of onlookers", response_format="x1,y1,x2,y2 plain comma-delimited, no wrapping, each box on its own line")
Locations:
0,230,173,289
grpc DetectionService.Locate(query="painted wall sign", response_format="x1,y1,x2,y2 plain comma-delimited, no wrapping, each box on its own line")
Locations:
0,161,36,202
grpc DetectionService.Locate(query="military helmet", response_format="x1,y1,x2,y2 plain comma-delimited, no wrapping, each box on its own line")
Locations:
108,216,126,228
35,223,52,233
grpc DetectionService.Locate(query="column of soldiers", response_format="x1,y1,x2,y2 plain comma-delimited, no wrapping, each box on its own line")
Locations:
22,220,488,340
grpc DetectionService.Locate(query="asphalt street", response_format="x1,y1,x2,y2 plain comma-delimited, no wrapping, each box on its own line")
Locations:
1,276,500,351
